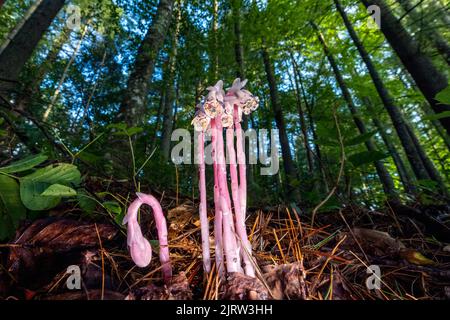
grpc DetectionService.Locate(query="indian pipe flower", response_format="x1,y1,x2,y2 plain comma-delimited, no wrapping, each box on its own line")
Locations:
123,192,172,283
204,80,225,118
192,79,260,280
191,105,210,132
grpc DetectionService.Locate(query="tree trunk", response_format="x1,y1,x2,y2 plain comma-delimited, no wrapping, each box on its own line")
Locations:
360,0,450,135
397,0,450,65
364,97,416,194
261,45,301,202
209,0,219,81
0,0,66,91
15,26,71,112
232,0,245,80
117,0,174,127
289,52,314,174
335,0,436,184
312,21,398,200
161,0,181,160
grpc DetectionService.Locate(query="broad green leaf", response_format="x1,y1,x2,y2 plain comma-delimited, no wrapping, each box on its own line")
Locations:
103,201,122,214
435,86,450,105
0,154,48,174
344,131,377,146
126,126,143,136
349,151,389,167
0,175,26,240
77,192,97,215
41,184,77,197
423,111,450,121
20,164,81,211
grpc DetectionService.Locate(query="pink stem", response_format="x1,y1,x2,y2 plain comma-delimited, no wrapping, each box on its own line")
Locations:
215,118,241,273
234,105,247,220
211,119,225,277
198,131,211,273
123,193,172,284
226,125,255,277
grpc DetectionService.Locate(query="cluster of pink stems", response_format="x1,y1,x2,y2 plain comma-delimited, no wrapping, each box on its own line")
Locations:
192,79,259,278
122,79,259,284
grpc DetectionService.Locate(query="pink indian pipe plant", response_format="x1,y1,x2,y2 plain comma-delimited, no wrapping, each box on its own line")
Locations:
192,79,259,278
123,192,172,284
211,118,225,277
197,130,212,273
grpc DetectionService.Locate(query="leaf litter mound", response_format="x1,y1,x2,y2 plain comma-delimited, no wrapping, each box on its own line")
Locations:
0,188,449,300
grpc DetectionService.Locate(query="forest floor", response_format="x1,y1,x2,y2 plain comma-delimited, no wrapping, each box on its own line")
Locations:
1,179,450,300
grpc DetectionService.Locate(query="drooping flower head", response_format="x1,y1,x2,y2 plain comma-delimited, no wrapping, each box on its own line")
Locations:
224,78,259,119
191,103,211,132
204,80,225,118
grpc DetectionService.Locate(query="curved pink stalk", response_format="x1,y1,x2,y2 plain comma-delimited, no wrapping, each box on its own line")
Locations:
211,119,225,277
123,192,172,284
215,119,241,273
226,125,255,277
198,131,211,273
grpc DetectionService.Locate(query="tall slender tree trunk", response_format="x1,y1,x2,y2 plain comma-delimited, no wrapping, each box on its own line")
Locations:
209,0,219,81
117,0,174,127
289,52,313,174
261,45,301,202
360,0,450,135
295,59,330,192
0,0,66,91
364,97,416,194
397,0,450,65
335,0,438,185
232,0,245,80
312,21,398,200
161,0,181,160
15,26,70,112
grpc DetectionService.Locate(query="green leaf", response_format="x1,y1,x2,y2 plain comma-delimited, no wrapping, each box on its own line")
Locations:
41,184,77,197
77,192,97,215
103,201,122,214
344,131,377,146
0,175,27,240
423,111,450,121
20,163,81,211
349,151,389,167
126,126,143,136
435,86,450,105
0,154,48,174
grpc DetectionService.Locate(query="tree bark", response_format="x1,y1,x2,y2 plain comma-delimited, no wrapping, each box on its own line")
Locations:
335,0,436,184
364,97,416,194
289,52,314,174
397,0,450,65
161,0,181,160
360,0,450,135
117,0,174,127
312,21,398,200
0,0,66,92
261,45,301,202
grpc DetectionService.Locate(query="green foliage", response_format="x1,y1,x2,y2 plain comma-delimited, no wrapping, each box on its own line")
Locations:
348,151,389,168
435,86,450,105
0,175,27,240
20,164,81,211
0,154,48,174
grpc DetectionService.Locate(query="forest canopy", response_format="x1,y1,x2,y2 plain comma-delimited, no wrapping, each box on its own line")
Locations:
0,0,449,301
